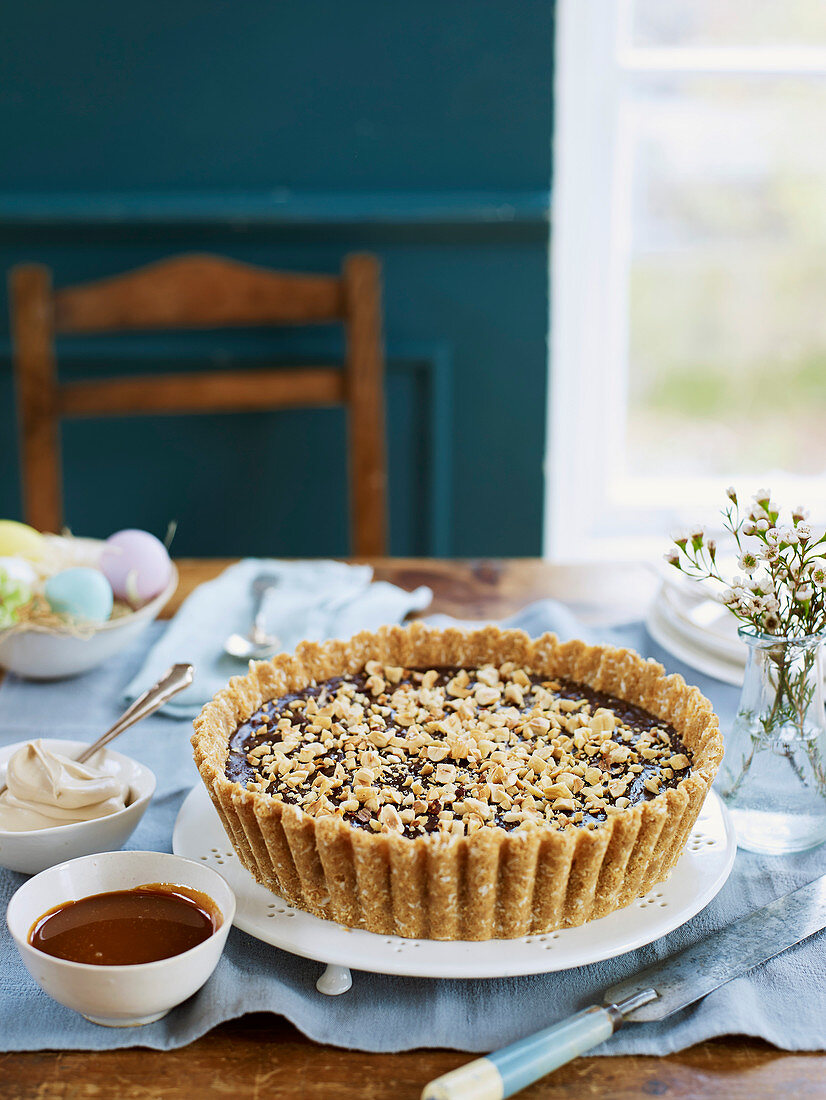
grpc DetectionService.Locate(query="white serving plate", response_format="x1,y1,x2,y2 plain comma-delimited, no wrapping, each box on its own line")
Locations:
646,597,745,687
0,556,177,681
173,783,736,994
659,583,745,664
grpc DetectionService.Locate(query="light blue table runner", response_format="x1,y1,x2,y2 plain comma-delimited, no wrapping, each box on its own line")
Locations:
123,559,432,717
1,602,825,1054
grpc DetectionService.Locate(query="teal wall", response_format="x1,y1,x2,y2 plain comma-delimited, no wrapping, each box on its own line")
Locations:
0,2,553,557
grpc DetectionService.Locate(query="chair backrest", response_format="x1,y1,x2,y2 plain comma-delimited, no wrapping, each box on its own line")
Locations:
9,252,387,555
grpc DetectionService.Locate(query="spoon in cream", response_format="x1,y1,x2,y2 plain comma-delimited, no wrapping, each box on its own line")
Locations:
0,663,194,797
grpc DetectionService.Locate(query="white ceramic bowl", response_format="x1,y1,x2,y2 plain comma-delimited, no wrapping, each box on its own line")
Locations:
0,560,178,681
7,850,235,1026
0,740,156,874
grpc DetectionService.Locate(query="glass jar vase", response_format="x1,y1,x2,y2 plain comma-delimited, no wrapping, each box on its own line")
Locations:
718,626,826,854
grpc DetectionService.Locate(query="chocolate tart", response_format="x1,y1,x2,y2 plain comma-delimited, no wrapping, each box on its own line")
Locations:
191,624,723,940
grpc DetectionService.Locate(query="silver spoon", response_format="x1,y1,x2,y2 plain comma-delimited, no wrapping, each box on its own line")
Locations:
76,663,194,762
0,663,194,795
224,573,281,660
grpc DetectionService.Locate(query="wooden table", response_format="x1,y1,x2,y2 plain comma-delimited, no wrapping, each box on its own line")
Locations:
2,558,823,1099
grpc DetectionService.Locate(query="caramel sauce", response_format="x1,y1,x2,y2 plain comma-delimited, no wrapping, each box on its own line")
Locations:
28,883,220,965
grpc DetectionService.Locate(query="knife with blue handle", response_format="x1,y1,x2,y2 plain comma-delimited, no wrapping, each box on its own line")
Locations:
422,874,826,1100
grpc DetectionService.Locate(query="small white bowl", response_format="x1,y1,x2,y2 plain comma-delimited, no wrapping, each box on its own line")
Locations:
0,558,178,681
0,739,156,874
7,850,235,1026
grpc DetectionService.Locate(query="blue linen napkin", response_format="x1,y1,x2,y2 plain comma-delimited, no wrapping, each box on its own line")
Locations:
123,559,433,717
1,604,825,1055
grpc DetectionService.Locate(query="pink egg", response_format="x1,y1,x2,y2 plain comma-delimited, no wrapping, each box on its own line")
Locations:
100,529,172,606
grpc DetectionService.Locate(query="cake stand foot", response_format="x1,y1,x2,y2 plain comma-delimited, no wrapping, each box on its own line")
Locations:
316,964,352,995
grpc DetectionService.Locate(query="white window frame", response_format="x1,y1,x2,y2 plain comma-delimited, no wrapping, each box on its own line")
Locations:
544,0,826,562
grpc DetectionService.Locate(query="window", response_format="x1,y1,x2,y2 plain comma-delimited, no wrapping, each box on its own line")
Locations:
546,0,826,559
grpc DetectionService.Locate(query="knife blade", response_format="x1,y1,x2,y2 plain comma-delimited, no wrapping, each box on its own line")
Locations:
604,872,826,1021
422,874,826,1100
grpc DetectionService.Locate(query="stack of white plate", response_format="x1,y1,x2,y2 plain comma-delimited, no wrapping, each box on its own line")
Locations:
645,575,746,686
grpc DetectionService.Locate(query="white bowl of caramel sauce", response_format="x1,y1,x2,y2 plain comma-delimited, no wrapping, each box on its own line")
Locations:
0,739,156,874
6,850,235,1026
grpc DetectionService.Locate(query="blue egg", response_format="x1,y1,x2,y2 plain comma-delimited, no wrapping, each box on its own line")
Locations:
45,568,114,623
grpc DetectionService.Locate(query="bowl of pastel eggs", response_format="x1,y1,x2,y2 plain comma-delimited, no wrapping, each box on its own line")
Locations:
0,522,177,680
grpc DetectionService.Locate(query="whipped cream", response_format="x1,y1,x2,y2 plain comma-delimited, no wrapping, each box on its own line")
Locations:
0,740,129,831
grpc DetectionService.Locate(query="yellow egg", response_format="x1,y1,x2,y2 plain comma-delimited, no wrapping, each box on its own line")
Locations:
0,520,46,561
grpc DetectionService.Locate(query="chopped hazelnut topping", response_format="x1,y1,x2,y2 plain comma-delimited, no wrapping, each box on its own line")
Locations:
379,804,404,832
426,743,451,762
474,684,501,706
227,661,692,838
476,666,500,688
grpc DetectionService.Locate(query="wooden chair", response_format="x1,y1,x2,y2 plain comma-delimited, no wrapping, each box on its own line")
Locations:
9,253,388,555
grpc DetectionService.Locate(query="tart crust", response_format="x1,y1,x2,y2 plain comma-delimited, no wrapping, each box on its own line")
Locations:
191,624,723,940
